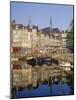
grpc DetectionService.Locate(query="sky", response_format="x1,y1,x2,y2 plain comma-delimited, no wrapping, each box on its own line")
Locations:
11,2,73,31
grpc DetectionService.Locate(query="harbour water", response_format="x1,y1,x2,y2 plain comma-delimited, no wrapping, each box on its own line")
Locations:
16,83,73,98
11,57,74,98
16,76,74,98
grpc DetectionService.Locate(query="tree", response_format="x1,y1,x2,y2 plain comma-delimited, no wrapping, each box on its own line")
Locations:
66,19,74,52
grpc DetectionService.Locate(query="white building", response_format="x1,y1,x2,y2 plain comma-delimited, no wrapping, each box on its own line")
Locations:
12,25,22,47
11,20,64,54
61,32,67,48
31,28,38,48
11,21,39,53
49,37,61,47
12,25,31,49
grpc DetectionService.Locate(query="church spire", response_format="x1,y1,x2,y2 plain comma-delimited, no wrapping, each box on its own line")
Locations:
50,16,52,33
28,16,32,29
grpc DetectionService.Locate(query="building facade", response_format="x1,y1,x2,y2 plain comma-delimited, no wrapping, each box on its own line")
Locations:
11,20,67,54
61,32,67,48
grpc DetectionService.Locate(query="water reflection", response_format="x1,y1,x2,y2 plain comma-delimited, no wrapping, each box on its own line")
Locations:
16,83,73,98
15,73,74,98
12,61,74,98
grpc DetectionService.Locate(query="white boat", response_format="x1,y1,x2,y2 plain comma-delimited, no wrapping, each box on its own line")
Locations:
59,61,71,71
59,61,71,67
26,57,34,60
11,57,18,61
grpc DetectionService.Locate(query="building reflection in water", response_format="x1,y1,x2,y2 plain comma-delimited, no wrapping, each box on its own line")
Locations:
11,62,74,98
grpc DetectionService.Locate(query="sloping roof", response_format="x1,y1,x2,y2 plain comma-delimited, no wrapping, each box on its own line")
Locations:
41,27,61,33
40,27,61,38
51,28,61,33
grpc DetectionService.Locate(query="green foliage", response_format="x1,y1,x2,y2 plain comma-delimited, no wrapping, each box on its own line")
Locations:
66,20,74,51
